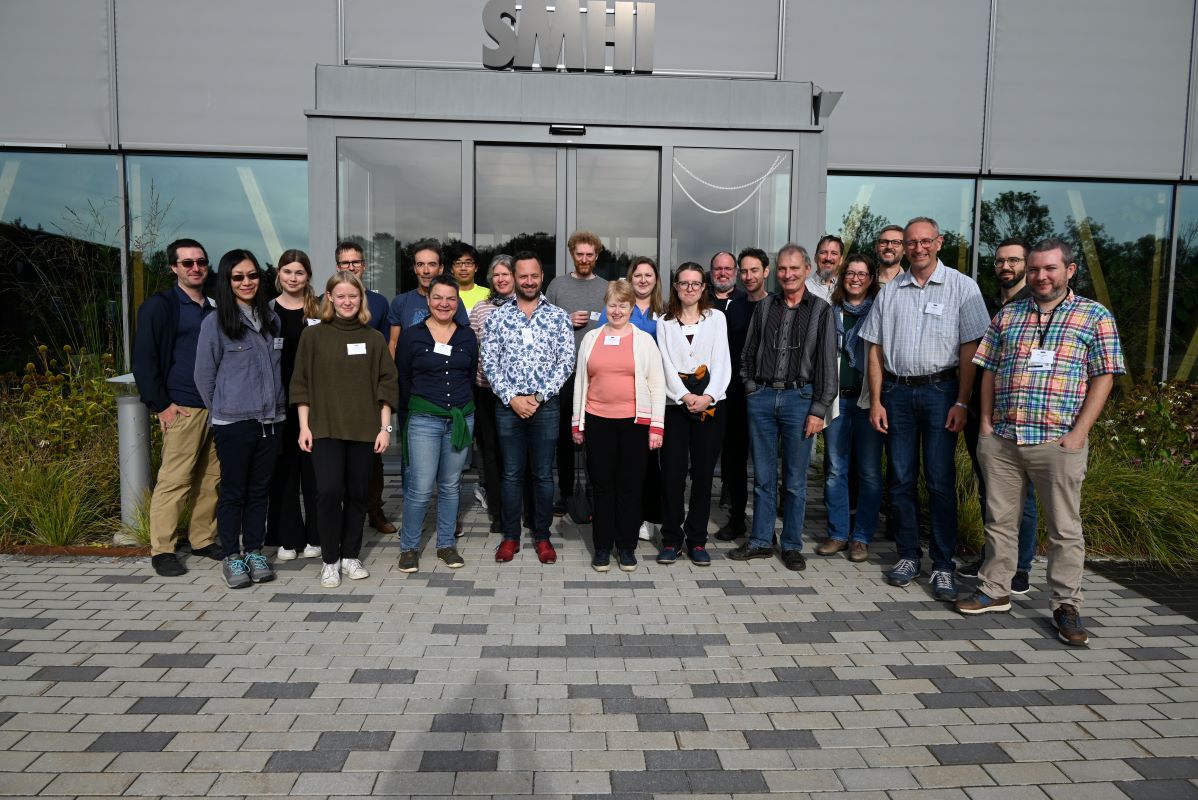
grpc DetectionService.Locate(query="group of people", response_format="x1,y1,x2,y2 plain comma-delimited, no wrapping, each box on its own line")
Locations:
134,217,1124,647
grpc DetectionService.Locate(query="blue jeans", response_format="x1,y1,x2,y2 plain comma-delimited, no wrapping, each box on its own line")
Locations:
882,378,959,571
399,412,475,551
495,396,559,542
824,397,884,544
747,385,816,551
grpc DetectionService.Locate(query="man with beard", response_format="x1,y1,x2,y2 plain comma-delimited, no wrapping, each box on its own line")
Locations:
875,225,906,285
807,235,843,303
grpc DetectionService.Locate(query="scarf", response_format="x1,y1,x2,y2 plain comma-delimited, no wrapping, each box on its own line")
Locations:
839,297,874,373
402,395,476,466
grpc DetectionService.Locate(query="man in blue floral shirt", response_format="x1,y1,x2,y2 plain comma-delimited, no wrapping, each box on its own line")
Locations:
482,251,575,565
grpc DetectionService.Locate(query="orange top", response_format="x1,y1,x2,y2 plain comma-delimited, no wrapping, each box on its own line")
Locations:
584,331,636,419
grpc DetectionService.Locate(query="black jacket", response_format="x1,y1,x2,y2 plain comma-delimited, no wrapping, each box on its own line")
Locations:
132,289,179,413
709,287,756,385
739,290,838,419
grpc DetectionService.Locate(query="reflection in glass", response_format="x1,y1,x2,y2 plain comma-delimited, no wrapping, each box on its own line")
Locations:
338,138,462,296
577,149,659,281
979,179,1170,382
672,148,790,272
474,146,557,281
0,152,121,369
827,174,974,272
1167,186,1198,381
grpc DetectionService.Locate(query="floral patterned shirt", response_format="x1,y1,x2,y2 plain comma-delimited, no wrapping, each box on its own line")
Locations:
481,295,575,406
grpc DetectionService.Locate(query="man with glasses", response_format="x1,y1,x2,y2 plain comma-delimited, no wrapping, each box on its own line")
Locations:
447,242,489,312
729,244,837,571
874,225,906,284
860,217,990,601
545,231,609,515
134,238,223,577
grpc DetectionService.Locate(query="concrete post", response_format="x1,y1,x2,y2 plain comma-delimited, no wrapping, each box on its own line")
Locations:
106,374,152,545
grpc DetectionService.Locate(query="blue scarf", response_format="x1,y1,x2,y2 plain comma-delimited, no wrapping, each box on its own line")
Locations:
839,297,874,373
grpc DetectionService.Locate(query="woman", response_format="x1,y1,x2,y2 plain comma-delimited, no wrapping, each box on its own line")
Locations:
396,275,479,573
598,257,665,541
469,254,515,534
266,249,322,561
572,279,666,572
816,253,884,563
194,249,286,589
655,263,731,566
291,270,399,589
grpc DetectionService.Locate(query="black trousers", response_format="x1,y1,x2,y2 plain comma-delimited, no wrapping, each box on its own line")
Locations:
555,373,577,499
311,438,373,564
719,384,749,528
584,414,650,553
213,420,279,557
473,385,504,517
660,403,726,548
267,407,319,550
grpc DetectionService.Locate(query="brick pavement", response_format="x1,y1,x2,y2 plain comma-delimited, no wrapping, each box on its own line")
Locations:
0,476,1195,799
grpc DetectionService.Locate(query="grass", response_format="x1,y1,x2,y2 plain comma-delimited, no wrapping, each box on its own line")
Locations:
0,455,117,547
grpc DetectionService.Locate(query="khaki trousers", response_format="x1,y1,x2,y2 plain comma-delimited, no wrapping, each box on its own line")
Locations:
977,432,1088,611
149,406,220,556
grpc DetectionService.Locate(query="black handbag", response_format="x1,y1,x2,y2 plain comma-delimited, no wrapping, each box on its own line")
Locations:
567,449,593,524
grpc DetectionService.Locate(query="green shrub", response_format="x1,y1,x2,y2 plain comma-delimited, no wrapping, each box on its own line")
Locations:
0,455,117,547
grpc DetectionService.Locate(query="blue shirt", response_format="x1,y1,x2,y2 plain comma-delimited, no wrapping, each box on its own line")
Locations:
365,289,391,342
597,304,659,338
481,295,575,406
388,289,469,334
165,285,213,408
396,321,478,412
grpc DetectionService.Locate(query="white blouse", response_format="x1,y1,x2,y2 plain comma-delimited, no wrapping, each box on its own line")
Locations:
655,310,732,406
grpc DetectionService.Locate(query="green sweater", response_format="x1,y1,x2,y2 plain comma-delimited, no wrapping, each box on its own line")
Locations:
290,317,400,443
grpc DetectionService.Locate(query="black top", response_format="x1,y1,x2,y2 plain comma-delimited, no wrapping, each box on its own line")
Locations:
740,291,838,419
710,287,756,386
396,320,479,412
132,286,214,412
274,304,306,397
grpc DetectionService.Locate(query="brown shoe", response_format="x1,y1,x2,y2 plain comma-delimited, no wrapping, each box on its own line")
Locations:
369,512,396,534
815,538,848,557
848,541,869,562
1053,604,1090,646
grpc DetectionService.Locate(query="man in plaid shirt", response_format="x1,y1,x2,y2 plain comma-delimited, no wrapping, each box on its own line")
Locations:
955,238,1125,647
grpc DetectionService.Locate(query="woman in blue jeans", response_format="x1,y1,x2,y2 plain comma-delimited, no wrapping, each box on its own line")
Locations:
817,253,884,563
396,274,478,573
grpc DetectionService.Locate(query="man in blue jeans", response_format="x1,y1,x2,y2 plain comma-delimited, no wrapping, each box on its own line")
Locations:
480,252,575,565
860,217,991,601
729,243,838,571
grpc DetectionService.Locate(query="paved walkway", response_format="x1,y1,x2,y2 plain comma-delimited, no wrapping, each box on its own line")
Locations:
1,479,1196,799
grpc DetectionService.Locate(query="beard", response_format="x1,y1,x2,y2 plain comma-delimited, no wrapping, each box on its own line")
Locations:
711,276,736,293
516,283,541,301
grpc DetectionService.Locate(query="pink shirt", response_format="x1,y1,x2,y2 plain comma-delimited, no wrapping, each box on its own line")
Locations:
584,331,636,419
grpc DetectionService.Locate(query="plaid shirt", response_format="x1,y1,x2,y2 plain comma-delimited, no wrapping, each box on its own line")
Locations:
973,292,1124,445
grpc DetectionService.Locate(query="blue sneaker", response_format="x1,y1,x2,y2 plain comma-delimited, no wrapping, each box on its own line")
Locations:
617,549,638,572
930,569,958,602
687,545,712,566
885,558,920,587
657,546,680,565
591,549,611,573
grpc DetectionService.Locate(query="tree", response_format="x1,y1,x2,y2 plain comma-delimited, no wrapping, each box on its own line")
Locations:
979,190,1053,254
837,203,891,253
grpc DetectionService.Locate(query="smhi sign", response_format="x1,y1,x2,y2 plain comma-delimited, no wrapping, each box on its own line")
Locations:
482,1,654,73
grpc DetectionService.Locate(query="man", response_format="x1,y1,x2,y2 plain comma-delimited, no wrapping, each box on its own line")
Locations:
334,241,397,534
482,252,575,564
737,246,770,302
544,231,609,513
874,225,906,285
709,250,756,542
960,237,1040,592
957,238,1124,648
447,241,490,312
729,244,837,571
388,240,468,355
133,238,222,577
860,217,990,601
807,234,843,303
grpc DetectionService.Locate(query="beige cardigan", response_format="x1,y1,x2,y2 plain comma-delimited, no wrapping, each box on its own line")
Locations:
571,325,666,436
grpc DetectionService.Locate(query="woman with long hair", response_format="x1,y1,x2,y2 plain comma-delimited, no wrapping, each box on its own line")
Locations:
655,263,731,566
194,249,286,588
469,254,516,533
291,270,399,588
266,249,322,561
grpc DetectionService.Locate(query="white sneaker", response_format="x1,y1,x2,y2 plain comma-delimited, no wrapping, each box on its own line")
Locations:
340,558,369,580
276,547,298,561
638,522,653,541
319,562,341,588
473,485,487,507
301,544,322,559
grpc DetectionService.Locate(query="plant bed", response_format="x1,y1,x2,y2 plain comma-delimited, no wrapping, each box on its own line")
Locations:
0,543,149,557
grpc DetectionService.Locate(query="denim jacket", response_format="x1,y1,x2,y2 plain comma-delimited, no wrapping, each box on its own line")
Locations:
194,306,286,425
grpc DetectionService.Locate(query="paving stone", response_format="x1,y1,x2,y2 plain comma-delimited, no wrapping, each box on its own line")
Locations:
141,653,214,669
0,617,54,629
127,696,208,715
418,750,499,771
430,623,489,635
929,742,1015,765
262,749,348,772
1114,779,1198,800
1125,756,1198,779
643,749,722,770
242,682,317,699
349,668,418,684
601,698,670,714
430,713,503,732
93,575,150,584
315,730,394,751
114,629,180,642
304,611,363,622
269,592,373,603
635,713,708,731
29,666,106,682
86,731,176,752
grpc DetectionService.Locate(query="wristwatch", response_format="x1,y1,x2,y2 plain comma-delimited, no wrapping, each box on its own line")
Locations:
380,424,393,432
533,392,546,403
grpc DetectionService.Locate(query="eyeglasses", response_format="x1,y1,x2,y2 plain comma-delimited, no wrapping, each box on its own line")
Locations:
877,239,903,248
994,256,1024,266
843,271,871,280
175,258,210,269
675,281,704,290
230,273,260,283
452,259,476,268
904,238,938,249
336,259,364,268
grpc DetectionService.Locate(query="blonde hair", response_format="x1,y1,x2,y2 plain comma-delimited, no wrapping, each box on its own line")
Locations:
318,270,371,325
604,278,636,307
275,249,320,318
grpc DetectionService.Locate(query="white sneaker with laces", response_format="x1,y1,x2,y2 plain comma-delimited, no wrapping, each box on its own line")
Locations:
301,544,322,559
276,547,298,561
473,485,487,507
638,522,653,541
340,558,369,580
319,562,341,588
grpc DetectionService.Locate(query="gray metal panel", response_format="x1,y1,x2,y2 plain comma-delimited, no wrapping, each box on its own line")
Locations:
344,0,483,68
116,0,337,152
519,72,629,122
988,0,1192,180
316,67,418,116
650,0,779,77
783,0,990,173
413,71,524,120
0,0,111,147
624,78,732,127
728,80,809,131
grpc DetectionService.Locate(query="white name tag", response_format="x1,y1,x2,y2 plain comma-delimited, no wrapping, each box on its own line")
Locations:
305,318,320,326
925,302,945,316
346,342,367,356
521,328,535,345
433,342,453,356
680,324,699,336
603,335,621,346
1029,348,1055,372
589,311,601,322
272,337,284,350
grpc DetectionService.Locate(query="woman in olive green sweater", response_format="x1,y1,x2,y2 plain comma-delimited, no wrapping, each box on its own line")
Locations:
291,271,399,589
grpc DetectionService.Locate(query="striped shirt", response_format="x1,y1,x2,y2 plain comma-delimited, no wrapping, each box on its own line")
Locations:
973,292,1125,445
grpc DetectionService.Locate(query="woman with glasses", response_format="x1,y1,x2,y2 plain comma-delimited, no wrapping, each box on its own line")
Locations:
291,270,399,589
816,253,884,563
655,263,731,566
571,279,666,572
194,249,287,589
266,249,322,562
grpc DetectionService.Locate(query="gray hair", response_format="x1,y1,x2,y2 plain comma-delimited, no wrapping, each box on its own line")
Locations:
905,216,941,236
777,242,809,267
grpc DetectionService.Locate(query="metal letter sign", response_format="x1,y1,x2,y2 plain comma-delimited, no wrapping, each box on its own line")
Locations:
482,1,654,73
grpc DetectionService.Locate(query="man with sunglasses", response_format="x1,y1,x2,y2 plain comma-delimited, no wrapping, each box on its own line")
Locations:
133,238,223,577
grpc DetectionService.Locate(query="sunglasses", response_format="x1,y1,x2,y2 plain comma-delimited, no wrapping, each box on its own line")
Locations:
230,273,261,283
175,258,210,269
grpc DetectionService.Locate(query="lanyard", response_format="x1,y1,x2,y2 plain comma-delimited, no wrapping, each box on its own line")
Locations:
1033,292,1070,348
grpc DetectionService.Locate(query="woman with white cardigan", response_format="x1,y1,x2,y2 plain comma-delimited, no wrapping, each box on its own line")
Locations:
571,279,666,573
654,263,731,566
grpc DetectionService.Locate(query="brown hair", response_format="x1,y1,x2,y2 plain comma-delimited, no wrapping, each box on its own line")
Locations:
275,248,320,318
567,230,602,253
831,253,880,306
627,256,665,319
665,262,713,320
318,270,371,325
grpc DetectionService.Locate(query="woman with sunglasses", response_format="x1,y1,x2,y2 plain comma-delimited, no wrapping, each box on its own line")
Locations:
194,249,287,589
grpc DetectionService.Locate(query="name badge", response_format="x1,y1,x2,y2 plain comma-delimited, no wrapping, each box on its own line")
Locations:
589,311,601,322
924,302,945,316
1029,348,1055,372
305,318,320,326
346,342,367,356
433,342,453,356
272,337,284,350
603,335,621,346
521,329,535,345
680,324,699,336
